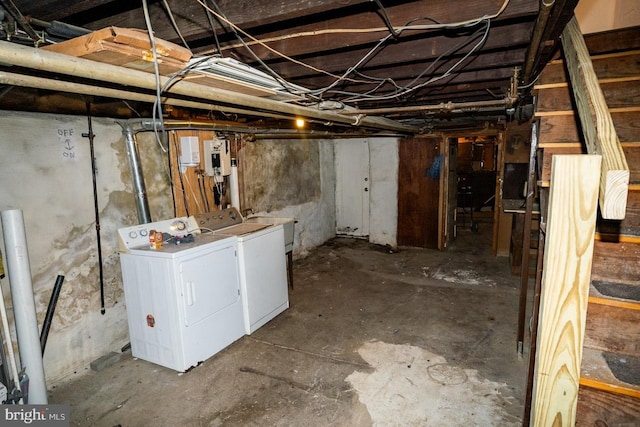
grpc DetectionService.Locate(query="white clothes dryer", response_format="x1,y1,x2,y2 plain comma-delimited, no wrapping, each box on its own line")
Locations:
118,220,245,372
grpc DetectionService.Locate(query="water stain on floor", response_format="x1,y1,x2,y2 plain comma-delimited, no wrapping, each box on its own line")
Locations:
347,341,520,426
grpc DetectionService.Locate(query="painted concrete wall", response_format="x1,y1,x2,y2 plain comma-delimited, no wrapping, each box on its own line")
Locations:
241,139,336,258
0,111,174,385
0,117,339,386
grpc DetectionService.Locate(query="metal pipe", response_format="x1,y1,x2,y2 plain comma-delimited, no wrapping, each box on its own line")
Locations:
120,127,153,224
340,97,516,116
39,275,64,355
0,209,47,404
84,103,105,314
0,41,418,134
132,118,260,134
0,70,307,125
26,17,91,39
523,0,555,84
0,0,40,44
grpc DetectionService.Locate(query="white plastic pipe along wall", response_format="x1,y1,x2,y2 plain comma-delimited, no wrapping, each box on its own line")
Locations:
1,209,48,404
230,158,240,209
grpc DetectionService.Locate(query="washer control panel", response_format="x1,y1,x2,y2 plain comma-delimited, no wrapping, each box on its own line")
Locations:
193,207,243,232
117,217,195,251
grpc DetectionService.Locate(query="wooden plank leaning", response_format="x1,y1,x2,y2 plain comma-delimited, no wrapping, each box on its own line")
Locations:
560,16,629,219
530,154,601,426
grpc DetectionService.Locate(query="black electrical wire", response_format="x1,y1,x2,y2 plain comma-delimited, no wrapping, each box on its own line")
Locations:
203,0,223,55
371,0,399,38
197,171,210,212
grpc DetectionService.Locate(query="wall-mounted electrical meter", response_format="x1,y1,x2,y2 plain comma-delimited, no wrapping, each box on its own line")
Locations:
203,137,231,178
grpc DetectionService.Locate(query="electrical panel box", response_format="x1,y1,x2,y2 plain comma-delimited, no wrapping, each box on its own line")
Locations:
203,137,231,178
180,136,200,167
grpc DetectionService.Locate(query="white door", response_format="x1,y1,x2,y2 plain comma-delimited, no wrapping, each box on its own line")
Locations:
335,138,370,237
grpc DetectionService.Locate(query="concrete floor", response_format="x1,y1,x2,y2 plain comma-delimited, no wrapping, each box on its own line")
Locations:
49,223,528,426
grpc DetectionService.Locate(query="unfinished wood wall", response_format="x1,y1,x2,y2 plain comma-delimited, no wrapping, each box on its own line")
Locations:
532,25,640,425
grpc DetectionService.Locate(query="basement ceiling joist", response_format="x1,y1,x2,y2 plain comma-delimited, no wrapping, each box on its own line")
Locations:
0,0,580,132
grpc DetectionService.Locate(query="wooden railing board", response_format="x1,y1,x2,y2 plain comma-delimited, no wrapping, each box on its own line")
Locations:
561,16,630,219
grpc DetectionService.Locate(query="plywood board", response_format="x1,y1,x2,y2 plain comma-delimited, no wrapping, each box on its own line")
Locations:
42,26,192,75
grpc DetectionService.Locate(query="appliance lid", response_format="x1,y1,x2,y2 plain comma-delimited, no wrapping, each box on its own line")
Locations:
213,222,271,236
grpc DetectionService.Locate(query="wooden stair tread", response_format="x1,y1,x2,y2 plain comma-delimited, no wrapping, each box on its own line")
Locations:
580,348,640,398
577,385,640,425
591,240,640,285
590,280,640,304
585,296,640,357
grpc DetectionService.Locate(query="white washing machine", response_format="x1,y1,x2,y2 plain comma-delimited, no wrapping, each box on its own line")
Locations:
193,209,289,335
117,218,245,372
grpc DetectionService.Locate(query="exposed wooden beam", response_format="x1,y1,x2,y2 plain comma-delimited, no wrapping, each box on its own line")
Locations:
523,0,578,85
530,154,601,426
0,41,419,133
291,47,526,88
20,0,116,22
209,0,537,59
561,16,630,219
264,23,533,80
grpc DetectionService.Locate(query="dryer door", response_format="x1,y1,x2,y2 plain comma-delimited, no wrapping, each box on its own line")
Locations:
178,243,240,326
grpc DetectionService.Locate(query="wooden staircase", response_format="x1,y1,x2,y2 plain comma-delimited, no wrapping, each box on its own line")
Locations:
530,25,640,424
578,239,640,423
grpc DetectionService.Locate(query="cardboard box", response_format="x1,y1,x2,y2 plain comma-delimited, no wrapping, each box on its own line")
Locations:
42,26,192,75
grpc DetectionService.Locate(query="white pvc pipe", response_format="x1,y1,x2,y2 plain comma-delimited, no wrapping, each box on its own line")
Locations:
0,210,48,404
230,160,240,210
0,274,22,402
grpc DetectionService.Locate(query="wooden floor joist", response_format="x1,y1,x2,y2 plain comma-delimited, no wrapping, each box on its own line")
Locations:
561,16,630,220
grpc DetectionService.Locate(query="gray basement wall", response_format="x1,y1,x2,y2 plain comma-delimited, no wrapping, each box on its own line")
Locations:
0,110,399,386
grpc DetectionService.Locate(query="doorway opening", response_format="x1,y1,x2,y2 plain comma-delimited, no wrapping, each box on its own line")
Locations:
454,135,499,236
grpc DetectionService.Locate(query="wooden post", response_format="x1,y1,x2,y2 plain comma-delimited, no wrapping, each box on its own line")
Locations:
530,154,601,426
561,16,629,219
517,121,539,354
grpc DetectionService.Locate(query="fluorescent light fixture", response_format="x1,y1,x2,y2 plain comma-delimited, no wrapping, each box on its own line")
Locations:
187,57,307,101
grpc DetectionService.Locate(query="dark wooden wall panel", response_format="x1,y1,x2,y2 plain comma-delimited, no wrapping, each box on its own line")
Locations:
397,137,441,249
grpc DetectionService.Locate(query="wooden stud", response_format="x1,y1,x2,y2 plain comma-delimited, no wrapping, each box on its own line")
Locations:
561,16,630,219
517,121,539,353
530,154,602,427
